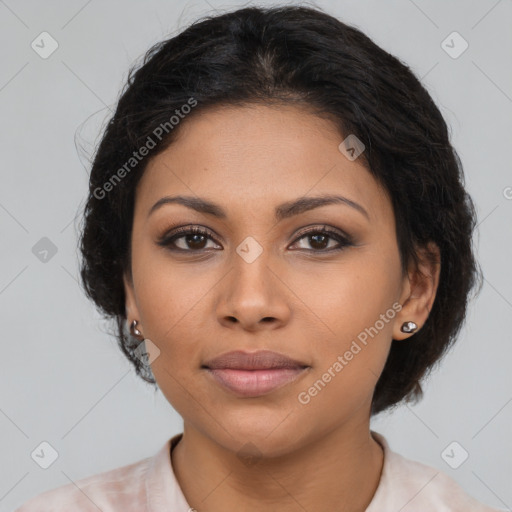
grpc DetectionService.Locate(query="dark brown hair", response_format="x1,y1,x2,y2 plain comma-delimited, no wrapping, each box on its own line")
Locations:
78,5,482,415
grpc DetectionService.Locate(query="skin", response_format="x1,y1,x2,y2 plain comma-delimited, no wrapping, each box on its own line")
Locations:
123,103,440,512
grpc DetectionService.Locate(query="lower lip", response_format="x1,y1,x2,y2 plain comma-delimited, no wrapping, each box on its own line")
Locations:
205,367,308,397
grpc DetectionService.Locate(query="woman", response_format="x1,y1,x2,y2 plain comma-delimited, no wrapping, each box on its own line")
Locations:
16,5,501,511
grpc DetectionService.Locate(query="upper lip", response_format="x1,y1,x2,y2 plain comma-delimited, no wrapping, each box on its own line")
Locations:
202,350,309,370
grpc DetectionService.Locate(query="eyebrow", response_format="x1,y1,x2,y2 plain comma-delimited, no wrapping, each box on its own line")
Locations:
148,194,369,221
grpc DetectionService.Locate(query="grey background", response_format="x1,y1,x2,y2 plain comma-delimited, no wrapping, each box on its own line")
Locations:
1,0,511,510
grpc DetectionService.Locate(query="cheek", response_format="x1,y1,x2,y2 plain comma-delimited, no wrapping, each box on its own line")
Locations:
291,248,400,340
132,242,212,338
131,251,211,392
295,285,395,419
290,251,399,396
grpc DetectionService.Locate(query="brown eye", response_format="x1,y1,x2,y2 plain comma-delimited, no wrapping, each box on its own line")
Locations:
157,226,221,251
290,226,353,252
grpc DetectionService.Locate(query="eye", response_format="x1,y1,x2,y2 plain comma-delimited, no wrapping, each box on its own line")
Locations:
157,226,221,252
290,225,353,252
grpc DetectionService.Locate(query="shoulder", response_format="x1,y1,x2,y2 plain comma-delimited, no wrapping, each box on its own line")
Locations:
13,454,152,512
368,432,504,512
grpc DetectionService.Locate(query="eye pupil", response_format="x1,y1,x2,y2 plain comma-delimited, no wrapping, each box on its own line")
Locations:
187,234,206,249
309,233,328,250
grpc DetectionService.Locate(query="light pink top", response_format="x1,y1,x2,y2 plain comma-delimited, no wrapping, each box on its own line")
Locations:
15,432,502,511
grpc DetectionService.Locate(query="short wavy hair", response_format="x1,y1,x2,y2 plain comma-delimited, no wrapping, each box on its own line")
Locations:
78,5,482,415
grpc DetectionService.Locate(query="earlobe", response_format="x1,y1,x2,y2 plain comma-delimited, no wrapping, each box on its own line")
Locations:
393,242,441,340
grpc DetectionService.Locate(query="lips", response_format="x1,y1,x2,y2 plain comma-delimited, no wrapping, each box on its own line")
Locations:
203,349,308,371
202,350,310,397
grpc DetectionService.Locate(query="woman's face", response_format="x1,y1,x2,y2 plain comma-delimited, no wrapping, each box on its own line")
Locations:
124,104,430,456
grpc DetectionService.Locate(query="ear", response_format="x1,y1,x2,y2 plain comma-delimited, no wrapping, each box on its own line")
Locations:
393,241,441,340
123,271,141,329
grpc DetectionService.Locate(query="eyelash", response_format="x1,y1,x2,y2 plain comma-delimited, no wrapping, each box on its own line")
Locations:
156,225,353,254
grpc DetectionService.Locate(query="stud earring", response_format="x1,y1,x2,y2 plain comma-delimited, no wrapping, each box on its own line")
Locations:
400,321,418,334
130,319,142,337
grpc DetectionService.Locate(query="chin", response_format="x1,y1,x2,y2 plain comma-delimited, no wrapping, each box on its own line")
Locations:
211,414,308,457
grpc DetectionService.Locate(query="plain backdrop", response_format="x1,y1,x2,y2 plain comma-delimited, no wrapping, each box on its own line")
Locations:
1,0,511,510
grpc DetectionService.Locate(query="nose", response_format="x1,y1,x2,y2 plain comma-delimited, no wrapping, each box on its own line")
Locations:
216,254,292,332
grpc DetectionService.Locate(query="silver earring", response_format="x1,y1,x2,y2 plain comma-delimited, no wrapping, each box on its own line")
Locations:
400,321,418,333
130,320,142,337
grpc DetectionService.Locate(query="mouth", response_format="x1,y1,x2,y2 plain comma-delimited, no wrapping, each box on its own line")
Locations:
201,350,310,397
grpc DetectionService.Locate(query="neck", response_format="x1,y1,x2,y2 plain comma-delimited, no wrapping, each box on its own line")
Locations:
171,419,384,512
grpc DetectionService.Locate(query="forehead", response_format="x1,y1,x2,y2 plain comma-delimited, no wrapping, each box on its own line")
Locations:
136,104,392,223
